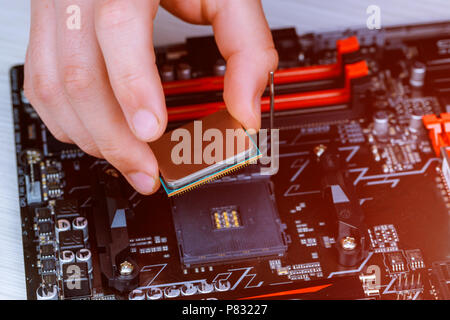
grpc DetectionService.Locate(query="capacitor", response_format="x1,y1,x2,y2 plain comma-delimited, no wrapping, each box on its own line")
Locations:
161,64,175,82
76,248,93,273
129,289,146,300
213,59,226,76
373,111,389,137
164,285,180,298
72,216,88,241
198,281,214,294
55,219,70,242
59,250,75,270
147,287,163,300
214,279,231,292
176,63,192,80
36,284,58,300
409,61,426,87
409,109,424,133
181,283,198,296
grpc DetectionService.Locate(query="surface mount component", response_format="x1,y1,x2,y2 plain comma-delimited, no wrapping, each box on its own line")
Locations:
431,260,450,299
171,179,287,266
151,110,261,196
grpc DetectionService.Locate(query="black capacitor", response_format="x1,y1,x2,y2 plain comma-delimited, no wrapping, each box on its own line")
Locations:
76,248,93,273
59,250,75,270
147,287,163,300
176,63,192,80
129,289,146,300
213,59,226,76
160,64,175,82
36,284,58,300
72,216,88,241
55,219,70,241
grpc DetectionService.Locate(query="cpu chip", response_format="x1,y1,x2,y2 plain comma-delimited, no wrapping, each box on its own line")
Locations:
150,110,261,197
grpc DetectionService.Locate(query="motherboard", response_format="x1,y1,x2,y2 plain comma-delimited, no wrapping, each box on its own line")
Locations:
9,21,450,300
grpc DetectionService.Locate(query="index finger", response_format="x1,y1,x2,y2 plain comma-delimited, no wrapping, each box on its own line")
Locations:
211,0,278,131
94,0,167,142
161,0,277,130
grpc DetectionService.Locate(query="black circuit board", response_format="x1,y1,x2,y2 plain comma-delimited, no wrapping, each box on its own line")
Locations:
9,22,450,300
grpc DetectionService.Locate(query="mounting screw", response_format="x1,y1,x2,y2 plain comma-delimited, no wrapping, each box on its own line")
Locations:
340,236,357,251
105,168,119,178
119,261,134,276
314,144,327,158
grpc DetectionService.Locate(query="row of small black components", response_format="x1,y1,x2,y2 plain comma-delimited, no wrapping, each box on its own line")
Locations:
35,200,93,300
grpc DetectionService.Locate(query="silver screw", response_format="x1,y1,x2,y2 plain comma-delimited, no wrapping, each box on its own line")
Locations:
314,144,327,158
340,236,357,251
119,261,134,276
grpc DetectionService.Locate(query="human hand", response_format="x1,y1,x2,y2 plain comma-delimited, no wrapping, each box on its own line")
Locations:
24,0,278,194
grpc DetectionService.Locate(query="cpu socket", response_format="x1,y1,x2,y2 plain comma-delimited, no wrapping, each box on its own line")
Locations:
171,179,287,266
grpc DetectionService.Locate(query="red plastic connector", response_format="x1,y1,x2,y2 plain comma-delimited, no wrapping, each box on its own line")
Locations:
422,113,450,156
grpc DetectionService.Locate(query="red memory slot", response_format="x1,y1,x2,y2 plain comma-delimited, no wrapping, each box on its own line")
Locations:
167,60,369,122
162,36,360,96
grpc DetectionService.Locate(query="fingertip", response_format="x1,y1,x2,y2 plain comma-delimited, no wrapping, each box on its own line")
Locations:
207,0,278,132
234,104,261,132
94,0,168,142
131,109,163,142
127,171,160,195
225,96,260,132
223,52,268,132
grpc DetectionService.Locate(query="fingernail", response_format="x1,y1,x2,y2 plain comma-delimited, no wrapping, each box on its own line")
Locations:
247,128,257,136
132,109,160,141
128,172,156,194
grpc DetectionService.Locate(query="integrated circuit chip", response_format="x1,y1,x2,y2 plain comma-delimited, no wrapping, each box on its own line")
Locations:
151,110,261,197
171,179,287,266
38,222,53,236
41,259,56,273
43,273,57,286
40,244,55,258
384,251,407,273
405,249,425,270
36,207,51,222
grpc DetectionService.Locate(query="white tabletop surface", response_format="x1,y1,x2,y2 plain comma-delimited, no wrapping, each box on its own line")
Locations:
0,0,449,300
